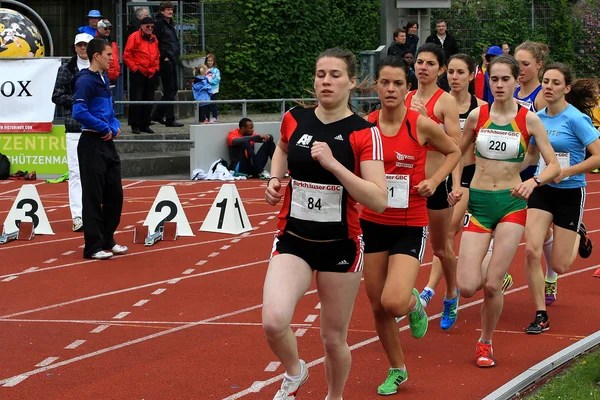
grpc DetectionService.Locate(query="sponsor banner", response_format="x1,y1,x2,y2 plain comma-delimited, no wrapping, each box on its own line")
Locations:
0,126,67,175
0,58,61,133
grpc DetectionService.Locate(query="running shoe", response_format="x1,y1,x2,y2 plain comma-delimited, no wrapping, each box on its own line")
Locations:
111,244,128,255
592,168,600,174
475,341,496,368
578,222,593,258
377,368,408,396
90,250,113,260
440,288,459,330
419,288,434,308
259,170,271,180
501,273,513,294
525,313,550,334
545,278,557,306
72,216,83,232
408,288,428,339
45,172,69,184
273,360,309,399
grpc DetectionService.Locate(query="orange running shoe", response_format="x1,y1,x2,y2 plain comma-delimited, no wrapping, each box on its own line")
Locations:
475,341,496,368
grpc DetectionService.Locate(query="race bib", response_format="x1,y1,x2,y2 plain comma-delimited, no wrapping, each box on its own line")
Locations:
459,118,466,132
539,152,570,181
290,179,343,222
386,174,409,209
476,128,520,160
516,98,534,111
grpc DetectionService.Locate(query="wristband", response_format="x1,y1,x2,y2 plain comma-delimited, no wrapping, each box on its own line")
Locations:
268,177,281,185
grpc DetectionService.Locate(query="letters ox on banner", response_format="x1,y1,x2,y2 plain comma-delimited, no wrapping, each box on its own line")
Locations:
0,58,61,133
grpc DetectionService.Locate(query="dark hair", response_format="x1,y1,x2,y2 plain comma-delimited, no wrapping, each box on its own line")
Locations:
544,63,598,116
316,48,357,80
206,53,217,67
239,118,252,129
85,38,111,61
393,29,406,39
159,1,174,11
416,43,445,68
482,46,489,55
488,55,520,79
403,50,415,57
448,53,476,74
376,56,410,81
405,21,418,30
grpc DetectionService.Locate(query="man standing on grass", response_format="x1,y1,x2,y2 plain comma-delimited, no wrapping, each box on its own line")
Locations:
73,38,127,260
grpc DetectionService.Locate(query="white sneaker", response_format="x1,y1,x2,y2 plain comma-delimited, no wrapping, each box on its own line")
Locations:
259,170,271,180
91,250,113,260
111,244,128,255
210,117,218,123
273,360,309,399
72,216,83,232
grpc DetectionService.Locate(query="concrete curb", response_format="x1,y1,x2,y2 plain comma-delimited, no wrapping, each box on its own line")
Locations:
483,330,600,400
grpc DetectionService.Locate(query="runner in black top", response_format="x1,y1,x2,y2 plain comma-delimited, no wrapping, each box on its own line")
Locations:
262,48,387,400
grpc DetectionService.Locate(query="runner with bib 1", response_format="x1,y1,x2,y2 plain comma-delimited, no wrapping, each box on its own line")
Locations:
359,56,460,396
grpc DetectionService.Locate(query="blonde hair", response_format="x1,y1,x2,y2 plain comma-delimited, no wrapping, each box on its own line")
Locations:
193,64,208,76
515,41,550,64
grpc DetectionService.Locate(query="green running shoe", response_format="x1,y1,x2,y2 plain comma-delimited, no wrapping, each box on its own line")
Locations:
45,171,69,184
408,288,428,339
377,368,408,396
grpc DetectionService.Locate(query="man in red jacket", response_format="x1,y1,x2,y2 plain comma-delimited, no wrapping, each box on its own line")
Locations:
123,17,160,134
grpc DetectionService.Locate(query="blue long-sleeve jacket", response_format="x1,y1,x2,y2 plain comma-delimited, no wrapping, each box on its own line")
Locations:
72,68,120,135
192,76,213,101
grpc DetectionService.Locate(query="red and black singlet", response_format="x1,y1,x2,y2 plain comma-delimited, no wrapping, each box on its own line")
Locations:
405,88,445,151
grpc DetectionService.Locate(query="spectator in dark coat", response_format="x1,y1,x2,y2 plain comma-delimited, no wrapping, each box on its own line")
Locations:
405,21,419,53
151,1,184,127
425,20,459,62
387,29,411,58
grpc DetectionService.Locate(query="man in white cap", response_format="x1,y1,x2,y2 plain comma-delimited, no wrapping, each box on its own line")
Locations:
78,10,103,36
51,33,94,232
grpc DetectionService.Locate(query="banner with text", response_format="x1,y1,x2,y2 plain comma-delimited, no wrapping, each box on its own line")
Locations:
0,58,61,133
0,126,67,175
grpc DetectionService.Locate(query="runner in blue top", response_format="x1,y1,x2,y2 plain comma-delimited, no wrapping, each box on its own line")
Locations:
523,63,600,334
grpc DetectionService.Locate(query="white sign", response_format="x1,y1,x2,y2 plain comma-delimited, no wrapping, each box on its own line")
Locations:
200,184,252,235
143,186,194,236
0,58,61,132
3,184,54,234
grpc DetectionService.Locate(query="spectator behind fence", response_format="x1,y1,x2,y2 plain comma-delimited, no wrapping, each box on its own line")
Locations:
51,33,93,233
227,118,274,179
206,53,221,123
123,17,160,134
126,6,150,40
96,19,120,84
387,29,411,58
502,42,511,55
151,1,184,127
405,21,419,53
78,10,103,36
192,64,212,124
425,20,459,61
483,45,503,102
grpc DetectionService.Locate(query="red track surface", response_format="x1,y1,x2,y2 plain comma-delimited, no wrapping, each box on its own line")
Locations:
0,178,599,400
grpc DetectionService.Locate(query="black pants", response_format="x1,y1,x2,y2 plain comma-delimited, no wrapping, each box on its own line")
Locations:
199,105,210,122
129,71,156,128
237,138,276,176
152,60,178,122
78,132,123,258
209,92,218,119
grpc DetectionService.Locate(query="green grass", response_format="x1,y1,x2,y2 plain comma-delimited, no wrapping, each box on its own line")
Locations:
526,348,600,399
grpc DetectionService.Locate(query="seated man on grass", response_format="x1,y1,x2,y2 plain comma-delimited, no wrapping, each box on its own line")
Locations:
227,118,275,179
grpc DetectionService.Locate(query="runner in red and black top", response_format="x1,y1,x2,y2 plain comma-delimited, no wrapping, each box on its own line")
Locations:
262,48,387,400
405,43,463,331
360,56,460,396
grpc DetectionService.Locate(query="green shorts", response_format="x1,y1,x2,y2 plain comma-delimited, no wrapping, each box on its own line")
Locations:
464,188,527,233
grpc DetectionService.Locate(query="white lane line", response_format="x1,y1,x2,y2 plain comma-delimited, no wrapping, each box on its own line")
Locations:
259,221,268,225
79,244,85,249
1,318,311,328
195,260,207,266
198,194,206,197
0,259,269,319
137,220,144,224
124,225,134,229
43,258,57,264
64,340,86,349
151,289,166,295
2,375,28,387
263,362,281,372
90,325,110,334
61,251,75,256
47,209,56,213
112,312,130,320
241,233,251,237
230,239,241,243
35,357,59,367
2,276,18,282
168,278,181,284
123,180,145,188
208,252,219,258
23,267,38,273
267,215,276,220
315,302,321,310
220,245,230,250
182,269,195,275
133,300,150,307
304,315,318,323
294,329,307,337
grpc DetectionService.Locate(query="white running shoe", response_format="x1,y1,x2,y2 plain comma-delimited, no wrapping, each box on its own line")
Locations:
91,250,113,260
111,244,128,255
72,216,83,232
259,170,271,180
210,117,218,123
273,360,309,399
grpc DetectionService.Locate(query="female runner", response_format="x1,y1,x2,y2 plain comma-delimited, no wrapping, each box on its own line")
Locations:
523,64,599,334
361,56,460,395
263,48,387,400
405,43,462,330
457,55,560,367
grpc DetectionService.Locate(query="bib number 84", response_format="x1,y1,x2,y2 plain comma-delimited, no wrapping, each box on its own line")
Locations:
307,197,322,210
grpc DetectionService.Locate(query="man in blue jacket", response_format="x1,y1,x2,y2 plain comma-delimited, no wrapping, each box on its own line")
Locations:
73,38,127,260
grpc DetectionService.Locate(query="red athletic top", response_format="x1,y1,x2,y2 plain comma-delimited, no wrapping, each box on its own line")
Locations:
276,107,383,241
405,88,445,151
361,109,428,226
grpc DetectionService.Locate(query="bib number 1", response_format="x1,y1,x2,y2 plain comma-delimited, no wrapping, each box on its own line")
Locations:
386,174,409,209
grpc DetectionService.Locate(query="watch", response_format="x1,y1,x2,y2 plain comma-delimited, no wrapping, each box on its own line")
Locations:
533,176,542,186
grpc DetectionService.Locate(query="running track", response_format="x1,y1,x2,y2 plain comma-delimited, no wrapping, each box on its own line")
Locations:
0,178,599,399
